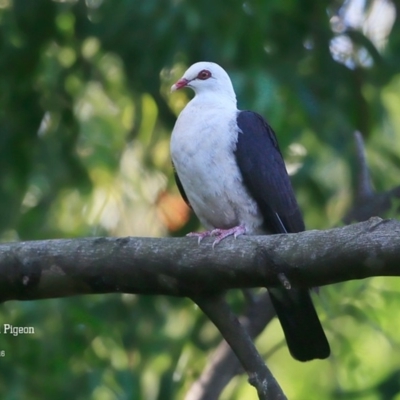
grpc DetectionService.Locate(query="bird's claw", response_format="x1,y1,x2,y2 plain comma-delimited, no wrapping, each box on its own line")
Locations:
187,225,247,247
187,231,211,244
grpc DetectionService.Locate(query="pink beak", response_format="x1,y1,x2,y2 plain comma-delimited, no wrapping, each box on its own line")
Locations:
171,78,190,92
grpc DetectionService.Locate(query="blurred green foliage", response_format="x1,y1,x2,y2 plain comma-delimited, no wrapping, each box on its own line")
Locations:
0,0,400,399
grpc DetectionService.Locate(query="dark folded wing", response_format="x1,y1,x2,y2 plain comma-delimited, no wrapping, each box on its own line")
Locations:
235,110,304,234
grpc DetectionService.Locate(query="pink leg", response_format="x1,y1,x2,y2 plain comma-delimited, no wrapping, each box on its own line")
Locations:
187,225,247,247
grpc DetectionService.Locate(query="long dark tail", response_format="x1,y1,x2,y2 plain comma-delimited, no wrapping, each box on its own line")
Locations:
268,287,330,362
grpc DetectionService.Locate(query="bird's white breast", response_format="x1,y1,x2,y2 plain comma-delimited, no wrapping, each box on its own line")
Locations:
171,99,263,233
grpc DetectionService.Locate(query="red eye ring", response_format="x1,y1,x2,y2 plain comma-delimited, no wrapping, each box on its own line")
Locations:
197,69,212,80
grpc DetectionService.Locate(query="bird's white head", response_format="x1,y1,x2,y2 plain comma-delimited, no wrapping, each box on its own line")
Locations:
171,62,236,103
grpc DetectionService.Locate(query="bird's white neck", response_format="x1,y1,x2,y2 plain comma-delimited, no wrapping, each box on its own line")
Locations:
188,91,237,110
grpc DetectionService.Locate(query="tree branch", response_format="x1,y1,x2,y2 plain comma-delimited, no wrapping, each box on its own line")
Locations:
2,217,400,399
185,293,275,400
192,294,286,400
0,217,399,303
344,131,400,223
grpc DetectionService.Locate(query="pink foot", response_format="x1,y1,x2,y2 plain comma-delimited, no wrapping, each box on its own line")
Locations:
187,225,247,247
187,230,214,244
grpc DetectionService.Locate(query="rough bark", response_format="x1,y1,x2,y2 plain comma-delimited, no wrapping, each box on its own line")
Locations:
0,217,399,303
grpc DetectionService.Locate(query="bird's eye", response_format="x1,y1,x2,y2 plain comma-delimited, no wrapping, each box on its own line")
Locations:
197,70,212,80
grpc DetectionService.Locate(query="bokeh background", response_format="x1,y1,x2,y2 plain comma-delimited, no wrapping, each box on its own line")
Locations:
0,0,400,399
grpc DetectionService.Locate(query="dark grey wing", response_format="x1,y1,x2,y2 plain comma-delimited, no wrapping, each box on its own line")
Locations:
235,110,304,234
172,162,192,209
235,111,330,361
